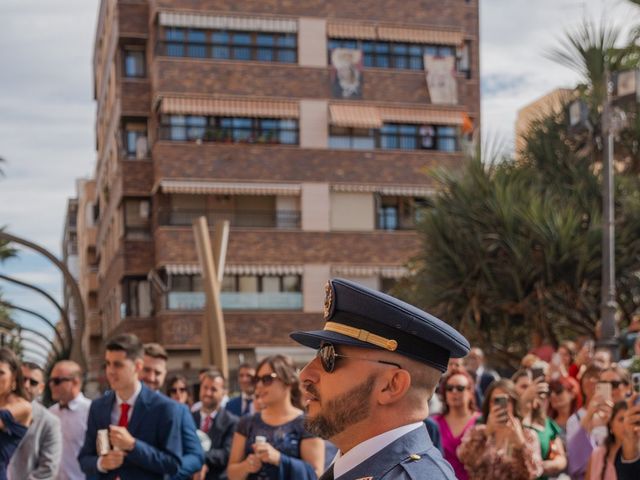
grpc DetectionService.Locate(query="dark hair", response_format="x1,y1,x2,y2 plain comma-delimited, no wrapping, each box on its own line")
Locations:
558,341,576,364
166,374,192,405
255,355,302,409
601,401,628,480
22,361,43,373
106,334,144,360
201,369,225,384
580,364,603,399
481,379,522,421
199,365,219,375
0,348,28,400
237,363,255,372
439,370,477,415
144,343,168,361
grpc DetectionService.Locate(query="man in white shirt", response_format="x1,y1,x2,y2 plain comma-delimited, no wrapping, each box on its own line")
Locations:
78,333,182,479
48,360,91,480
291,278,470,480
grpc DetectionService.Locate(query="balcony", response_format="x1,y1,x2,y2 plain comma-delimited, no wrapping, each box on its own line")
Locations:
157,208,300,229
167,291,303,311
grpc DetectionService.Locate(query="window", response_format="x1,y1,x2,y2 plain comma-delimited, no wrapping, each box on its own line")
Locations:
123,48,145,77
377,196,429,230
328,127,376,150
123,198,150,238
380,123,458,152
160,27,297,63
122,277,152,317
123,121,148,158
328,39,463,73
222,275,302,293
160,115,299,145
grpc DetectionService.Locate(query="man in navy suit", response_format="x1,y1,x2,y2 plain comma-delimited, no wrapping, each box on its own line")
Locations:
291,279,470,480
224,363,255,417
140,343,204,480
78,334,182,479
464,347,499,405
193,370,238,480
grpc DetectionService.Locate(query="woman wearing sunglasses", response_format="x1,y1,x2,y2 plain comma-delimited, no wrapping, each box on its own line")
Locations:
166,374,192,406
0,348,32,480
432,370,480,480
227,354,324,480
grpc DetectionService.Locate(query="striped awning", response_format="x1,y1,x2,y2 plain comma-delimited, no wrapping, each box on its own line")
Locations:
377,26,464,46
331,265,409,278
160,97,299,118
158,180,301,196
158,11,298,33
331,184,434,197
379,107,464,125
164,264,304,276
327,22,377,39
329,104,382,128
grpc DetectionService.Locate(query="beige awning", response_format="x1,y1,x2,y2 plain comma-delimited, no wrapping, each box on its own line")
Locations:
164,264,304,276
327,22,377,39
379,107,463,125
160,97,299,118
377,26,464,45
331,184,434,196
329,104,382,128
158,11,298,33
331,265,409,278
158,180,301,196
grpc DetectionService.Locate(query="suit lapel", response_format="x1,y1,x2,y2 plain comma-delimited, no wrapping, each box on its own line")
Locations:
127,384,150,435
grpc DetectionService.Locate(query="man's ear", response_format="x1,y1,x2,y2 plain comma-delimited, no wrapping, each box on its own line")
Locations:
134,358,144,373
376,368,412,406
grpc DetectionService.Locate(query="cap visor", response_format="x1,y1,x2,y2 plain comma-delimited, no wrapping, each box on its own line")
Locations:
290,330,379,351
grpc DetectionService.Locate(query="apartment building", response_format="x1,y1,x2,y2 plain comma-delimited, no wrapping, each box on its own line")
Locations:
75,0,479,383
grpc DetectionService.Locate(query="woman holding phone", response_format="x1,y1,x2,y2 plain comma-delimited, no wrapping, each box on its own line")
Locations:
227,355,324,480
457,379,543,480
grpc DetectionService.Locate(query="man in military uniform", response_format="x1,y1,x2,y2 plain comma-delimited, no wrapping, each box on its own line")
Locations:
291,278,470,480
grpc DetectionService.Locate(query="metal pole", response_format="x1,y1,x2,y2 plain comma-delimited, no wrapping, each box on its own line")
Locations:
600,70,617,354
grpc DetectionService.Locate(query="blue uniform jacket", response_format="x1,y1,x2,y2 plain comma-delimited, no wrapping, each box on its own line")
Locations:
78,383,182,479
334,424,455,480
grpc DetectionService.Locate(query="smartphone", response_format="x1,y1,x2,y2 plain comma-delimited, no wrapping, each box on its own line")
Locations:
595,381,612,402
531,367,545,381
632,373,640,405
493,394,509,423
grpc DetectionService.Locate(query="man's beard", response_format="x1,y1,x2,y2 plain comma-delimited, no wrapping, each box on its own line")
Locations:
303,374,375,439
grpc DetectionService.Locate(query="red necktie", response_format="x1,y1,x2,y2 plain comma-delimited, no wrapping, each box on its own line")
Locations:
202,415,212,433
118,403,130,428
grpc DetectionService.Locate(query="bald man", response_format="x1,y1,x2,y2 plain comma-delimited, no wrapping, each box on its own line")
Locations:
49,360,92,480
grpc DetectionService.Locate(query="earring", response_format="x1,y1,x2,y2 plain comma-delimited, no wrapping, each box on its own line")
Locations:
11,382,16,391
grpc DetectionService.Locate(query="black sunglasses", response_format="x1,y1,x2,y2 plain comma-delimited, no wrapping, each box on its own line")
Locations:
445,385,467,393
169,387,188,394
23,377,41,387
49,376,74,386
317,343,402,373
601,380,627,389
252,372,279,386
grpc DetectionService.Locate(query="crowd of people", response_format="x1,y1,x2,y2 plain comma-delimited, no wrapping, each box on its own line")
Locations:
0,278,640,479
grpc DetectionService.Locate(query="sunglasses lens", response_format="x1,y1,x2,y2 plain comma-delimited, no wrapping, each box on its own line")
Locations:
319,345,335,373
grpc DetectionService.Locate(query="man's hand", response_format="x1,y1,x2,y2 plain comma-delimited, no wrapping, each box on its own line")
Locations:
109,425,136,451
98,450,126,471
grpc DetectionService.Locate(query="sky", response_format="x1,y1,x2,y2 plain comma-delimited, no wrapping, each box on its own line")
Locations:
0,0,638,362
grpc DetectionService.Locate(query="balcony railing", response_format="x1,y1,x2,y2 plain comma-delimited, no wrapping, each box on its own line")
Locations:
158,209,301,229
167,291,303,310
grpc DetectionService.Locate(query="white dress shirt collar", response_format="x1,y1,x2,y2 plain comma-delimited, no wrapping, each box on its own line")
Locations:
67,392,89,411
333,422,423,478
116,380,142,406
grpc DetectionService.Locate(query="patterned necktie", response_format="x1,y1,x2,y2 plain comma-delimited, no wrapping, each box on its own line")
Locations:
118,403,130,428
319,464,334,480
202,414,212,433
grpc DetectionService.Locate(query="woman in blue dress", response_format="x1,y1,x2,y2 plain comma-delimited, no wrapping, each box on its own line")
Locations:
0,348,32,480
227,355,324,479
